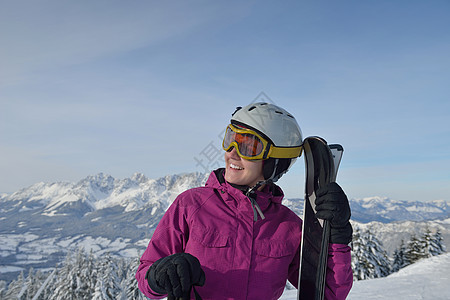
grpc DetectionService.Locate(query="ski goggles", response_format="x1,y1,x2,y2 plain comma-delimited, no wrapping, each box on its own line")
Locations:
222,124,303,160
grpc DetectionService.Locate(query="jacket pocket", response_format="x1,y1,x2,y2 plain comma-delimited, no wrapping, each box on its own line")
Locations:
255,239,296,258
191,227,229,248
187,226,232,273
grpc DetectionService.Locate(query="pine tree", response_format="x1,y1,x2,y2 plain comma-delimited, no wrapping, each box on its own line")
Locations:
73,247,96,298
25,267,37,300
32,269,57,300
351,228,366,280
92,276,108,300
423,228,446,257
92,252,123,299
33,269,48,300
391,240,408,272
0,280,6,299
365,229,391,278
351,228,391,280
405,234,427,264
85,249,98,296
125,257,147,300
4,271,25,299
50,253,78,300
422,227,434,258
42,268,59,300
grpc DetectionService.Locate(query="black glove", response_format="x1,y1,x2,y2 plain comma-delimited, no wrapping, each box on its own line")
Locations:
315,182,353,245
146,253,205,300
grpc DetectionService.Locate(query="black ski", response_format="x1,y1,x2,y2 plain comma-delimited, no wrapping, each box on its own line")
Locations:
297,137,344,300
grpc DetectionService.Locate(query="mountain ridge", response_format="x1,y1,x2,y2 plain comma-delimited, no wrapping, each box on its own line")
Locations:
2,172,448,221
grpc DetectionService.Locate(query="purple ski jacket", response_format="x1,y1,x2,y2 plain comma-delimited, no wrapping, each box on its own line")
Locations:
136,169,353,299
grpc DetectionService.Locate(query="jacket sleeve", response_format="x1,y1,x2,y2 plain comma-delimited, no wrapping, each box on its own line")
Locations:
324,243,353,300
135,191,193,299
288,243,353,300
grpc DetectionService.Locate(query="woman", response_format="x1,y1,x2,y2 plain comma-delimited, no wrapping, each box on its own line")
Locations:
136,102,353,299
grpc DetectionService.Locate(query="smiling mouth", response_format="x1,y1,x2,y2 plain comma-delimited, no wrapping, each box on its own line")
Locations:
229,163,244,170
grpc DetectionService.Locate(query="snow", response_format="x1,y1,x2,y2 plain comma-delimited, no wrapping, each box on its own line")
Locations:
151,206,158,215
119,248,141,258
280,253,450,300
437,218,450,225
0,233,40,252
0,265,24,274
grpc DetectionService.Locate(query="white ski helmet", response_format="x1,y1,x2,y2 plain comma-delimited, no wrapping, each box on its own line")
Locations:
229,102,303,182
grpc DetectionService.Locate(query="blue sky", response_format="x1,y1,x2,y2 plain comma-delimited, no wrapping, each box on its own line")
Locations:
1,0,449,201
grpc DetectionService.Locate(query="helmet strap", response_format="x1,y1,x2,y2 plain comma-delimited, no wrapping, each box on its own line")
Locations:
263,158,292,182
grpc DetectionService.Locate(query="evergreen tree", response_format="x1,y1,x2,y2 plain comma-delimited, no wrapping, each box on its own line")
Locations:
92,276,108,300
32,269,57,300
351,228,391,280
391,240,408,272
73,247,96,298
405,234,427,264
423,228,446,257
50,253,77,300
85,249,99,296
0,280,6,299
92,253,122,299
422,227,434,258
42,268,59,300
4,271,25,300
351,228,366,280
25,267,37,300
23,267,47,300
32,269,48,300
125,257,147,300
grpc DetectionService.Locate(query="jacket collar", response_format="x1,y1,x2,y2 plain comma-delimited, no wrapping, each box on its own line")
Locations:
205,168,285,207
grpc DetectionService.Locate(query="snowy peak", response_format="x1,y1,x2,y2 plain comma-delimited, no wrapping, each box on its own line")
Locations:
350,196,449,223
130,172,149,183
7,181,73,204
0,172,210,216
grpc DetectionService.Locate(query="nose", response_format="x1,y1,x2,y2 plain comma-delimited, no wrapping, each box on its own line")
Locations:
228,147,241,159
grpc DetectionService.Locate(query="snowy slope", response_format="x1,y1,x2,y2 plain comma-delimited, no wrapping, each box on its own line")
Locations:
280,252,450,300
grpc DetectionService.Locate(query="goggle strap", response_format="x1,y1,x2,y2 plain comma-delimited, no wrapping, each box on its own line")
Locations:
269,145,303,159
262,142,272,159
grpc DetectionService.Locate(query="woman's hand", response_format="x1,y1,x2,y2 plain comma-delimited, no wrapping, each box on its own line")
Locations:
315,182,353,245
146,253,205,300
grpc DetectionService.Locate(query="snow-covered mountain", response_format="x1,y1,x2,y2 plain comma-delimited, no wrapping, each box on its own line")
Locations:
2,172,208,216
284,196,449,223
1,172,449,283
350,196,449,223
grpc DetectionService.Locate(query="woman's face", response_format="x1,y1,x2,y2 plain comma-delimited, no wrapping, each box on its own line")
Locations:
224,147,265,187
